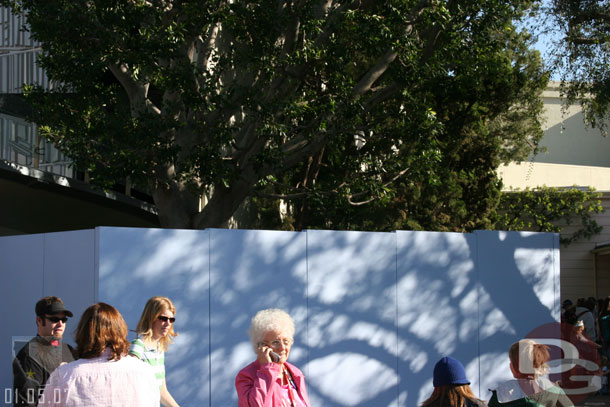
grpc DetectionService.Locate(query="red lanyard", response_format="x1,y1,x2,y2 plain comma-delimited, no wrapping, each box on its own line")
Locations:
283,367,297,407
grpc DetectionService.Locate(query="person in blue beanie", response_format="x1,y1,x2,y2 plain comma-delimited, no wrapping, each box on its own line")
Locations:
422,356,486,407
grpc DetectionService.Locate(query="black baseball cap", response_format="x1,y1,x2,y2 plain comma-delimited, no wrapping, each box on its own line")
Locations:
36,299,73,318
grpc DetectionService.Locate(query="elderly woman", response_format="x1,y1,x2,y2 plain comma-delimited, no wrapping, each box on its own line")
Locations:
235,308,311,407
488,339,573,407
39,303,159,407
421,356,485,407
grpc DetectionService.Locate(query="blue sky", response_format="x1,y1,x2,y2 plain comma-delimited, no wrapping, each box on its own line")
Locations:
520,1,563,79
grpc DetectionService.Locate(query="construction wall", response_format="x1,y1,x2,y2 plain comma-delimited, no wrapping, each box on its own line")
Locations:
0,227,560,407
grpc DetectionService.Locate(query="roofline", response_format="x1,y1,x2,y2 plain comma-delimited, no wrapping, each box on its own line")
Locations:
0,159,158,217
592,240,610,255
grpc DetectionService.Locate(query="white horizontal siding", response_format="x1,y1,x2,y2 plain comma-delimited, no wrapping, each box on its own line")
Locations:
560,195,610,302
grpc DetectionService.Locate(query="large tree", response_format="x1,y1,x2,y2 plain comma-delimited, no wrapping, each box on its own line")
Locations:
545,0,610,132
3,0,548,230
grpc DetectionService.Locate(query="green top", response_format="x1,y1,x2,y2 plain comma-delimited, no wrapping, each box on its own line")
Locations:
129,337,165,389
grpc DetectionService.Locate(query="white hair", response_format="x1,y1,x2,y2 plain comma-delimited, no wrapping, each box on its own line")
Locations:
248,308,295,351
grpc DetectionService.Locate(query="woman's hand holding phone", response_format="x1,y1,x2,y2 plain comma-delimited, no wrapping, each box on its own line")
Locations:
257,342,281,364
269,351,281,362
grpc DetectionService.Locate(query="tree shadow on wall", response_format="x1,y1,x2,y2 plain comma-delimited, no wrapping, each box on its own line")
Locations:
96,227,558,407
470,231,557,400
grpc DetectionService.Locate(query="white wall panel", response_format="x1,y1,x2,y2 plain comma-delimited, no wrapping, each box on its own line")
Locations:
42,230,96,334
97,226,210,407
476,230,560,400
209,228,307,407
396,231,479,406
305,230,398,407
0,234,44,403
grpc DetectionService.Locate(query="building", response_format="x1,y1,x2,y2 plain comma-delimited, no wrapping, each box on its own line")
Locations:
499,82,610,302
0,7,159,235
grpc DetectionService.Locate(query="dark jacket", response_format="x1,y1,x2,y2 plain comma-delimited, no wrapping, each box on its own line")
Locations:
488,387,573,407
12,336,76,407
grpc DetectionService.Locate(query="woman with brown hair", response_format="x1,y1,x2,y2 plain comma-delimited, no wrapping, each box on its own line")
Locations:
421,356,485,407
130,296,180,407
39,302,159,406
488,339,573,407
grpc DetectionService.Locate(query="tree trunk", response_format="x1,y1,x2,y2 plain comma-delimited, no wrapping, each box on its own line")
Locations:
152,182,200,229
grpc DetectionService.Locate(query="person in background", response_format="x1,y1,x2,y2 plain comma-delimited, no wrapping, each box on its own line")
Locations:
130,296,180,407
573,320,601,349
488,339,573,407
599,297,610,357
13,296,76,407
561,300,574,323
421,356,485,407
575,300,597,342
571,320,601,376
39,302,159,406
235,308,311,407
587,297,601,342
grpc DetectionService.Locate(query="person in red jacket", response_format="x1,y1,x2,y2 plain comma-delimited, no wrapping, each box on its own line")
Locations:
235,309,311,407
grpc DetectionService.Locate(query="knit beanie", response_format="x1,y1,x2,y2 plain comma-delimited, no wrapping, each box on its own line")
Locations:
433,356,470,387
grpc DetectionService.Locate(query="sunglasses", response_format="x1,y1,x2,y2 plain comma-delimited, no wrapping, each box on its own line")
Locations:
46,316,68,323
157,316,175,323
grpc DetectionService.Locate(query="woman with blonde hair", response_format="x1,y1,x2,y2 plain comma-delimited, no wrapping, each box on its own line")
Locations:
130,296,180,407
422,356,485,407
488,339,573,407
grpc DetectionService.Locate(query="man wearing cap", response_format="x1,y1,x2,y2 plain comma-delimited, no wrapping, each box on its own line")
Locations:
12,296,77,407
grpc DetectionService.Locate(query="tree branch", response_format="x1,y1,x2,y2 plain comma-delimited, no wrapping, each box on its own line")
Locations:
259,164,410,208
196,23,220,72
108,64,161,116
311,1,359,49
346,166,410,205
362,83,401,112
350,0,432,97
351,48,398,97
259,191,309,199
569,37,608,45
346,196,377,206
313,0,333,19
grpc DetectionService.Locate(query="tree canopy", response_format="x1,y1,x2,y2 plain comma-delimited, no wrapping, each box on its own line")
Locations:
496,186,603,246
2,0,548,230
544,0,610,132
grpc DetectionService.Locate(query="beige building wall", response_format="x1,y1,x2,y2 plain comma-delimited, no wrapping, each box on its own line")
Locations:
500,82,610,303
536,84,610,168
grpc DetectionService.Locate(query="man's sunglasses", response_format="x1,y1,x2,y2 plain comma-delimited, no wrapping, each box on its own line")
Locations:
46,316,68,323
157,316,175,323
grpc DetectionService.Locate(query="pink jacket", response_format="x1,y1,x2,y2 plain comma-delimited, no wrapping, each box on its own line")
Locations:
235,360,311,407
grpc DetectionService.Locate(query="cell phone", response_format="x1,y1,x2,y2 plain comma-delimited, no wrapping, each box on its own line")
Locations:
269,351,281,362
258,342,281,362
